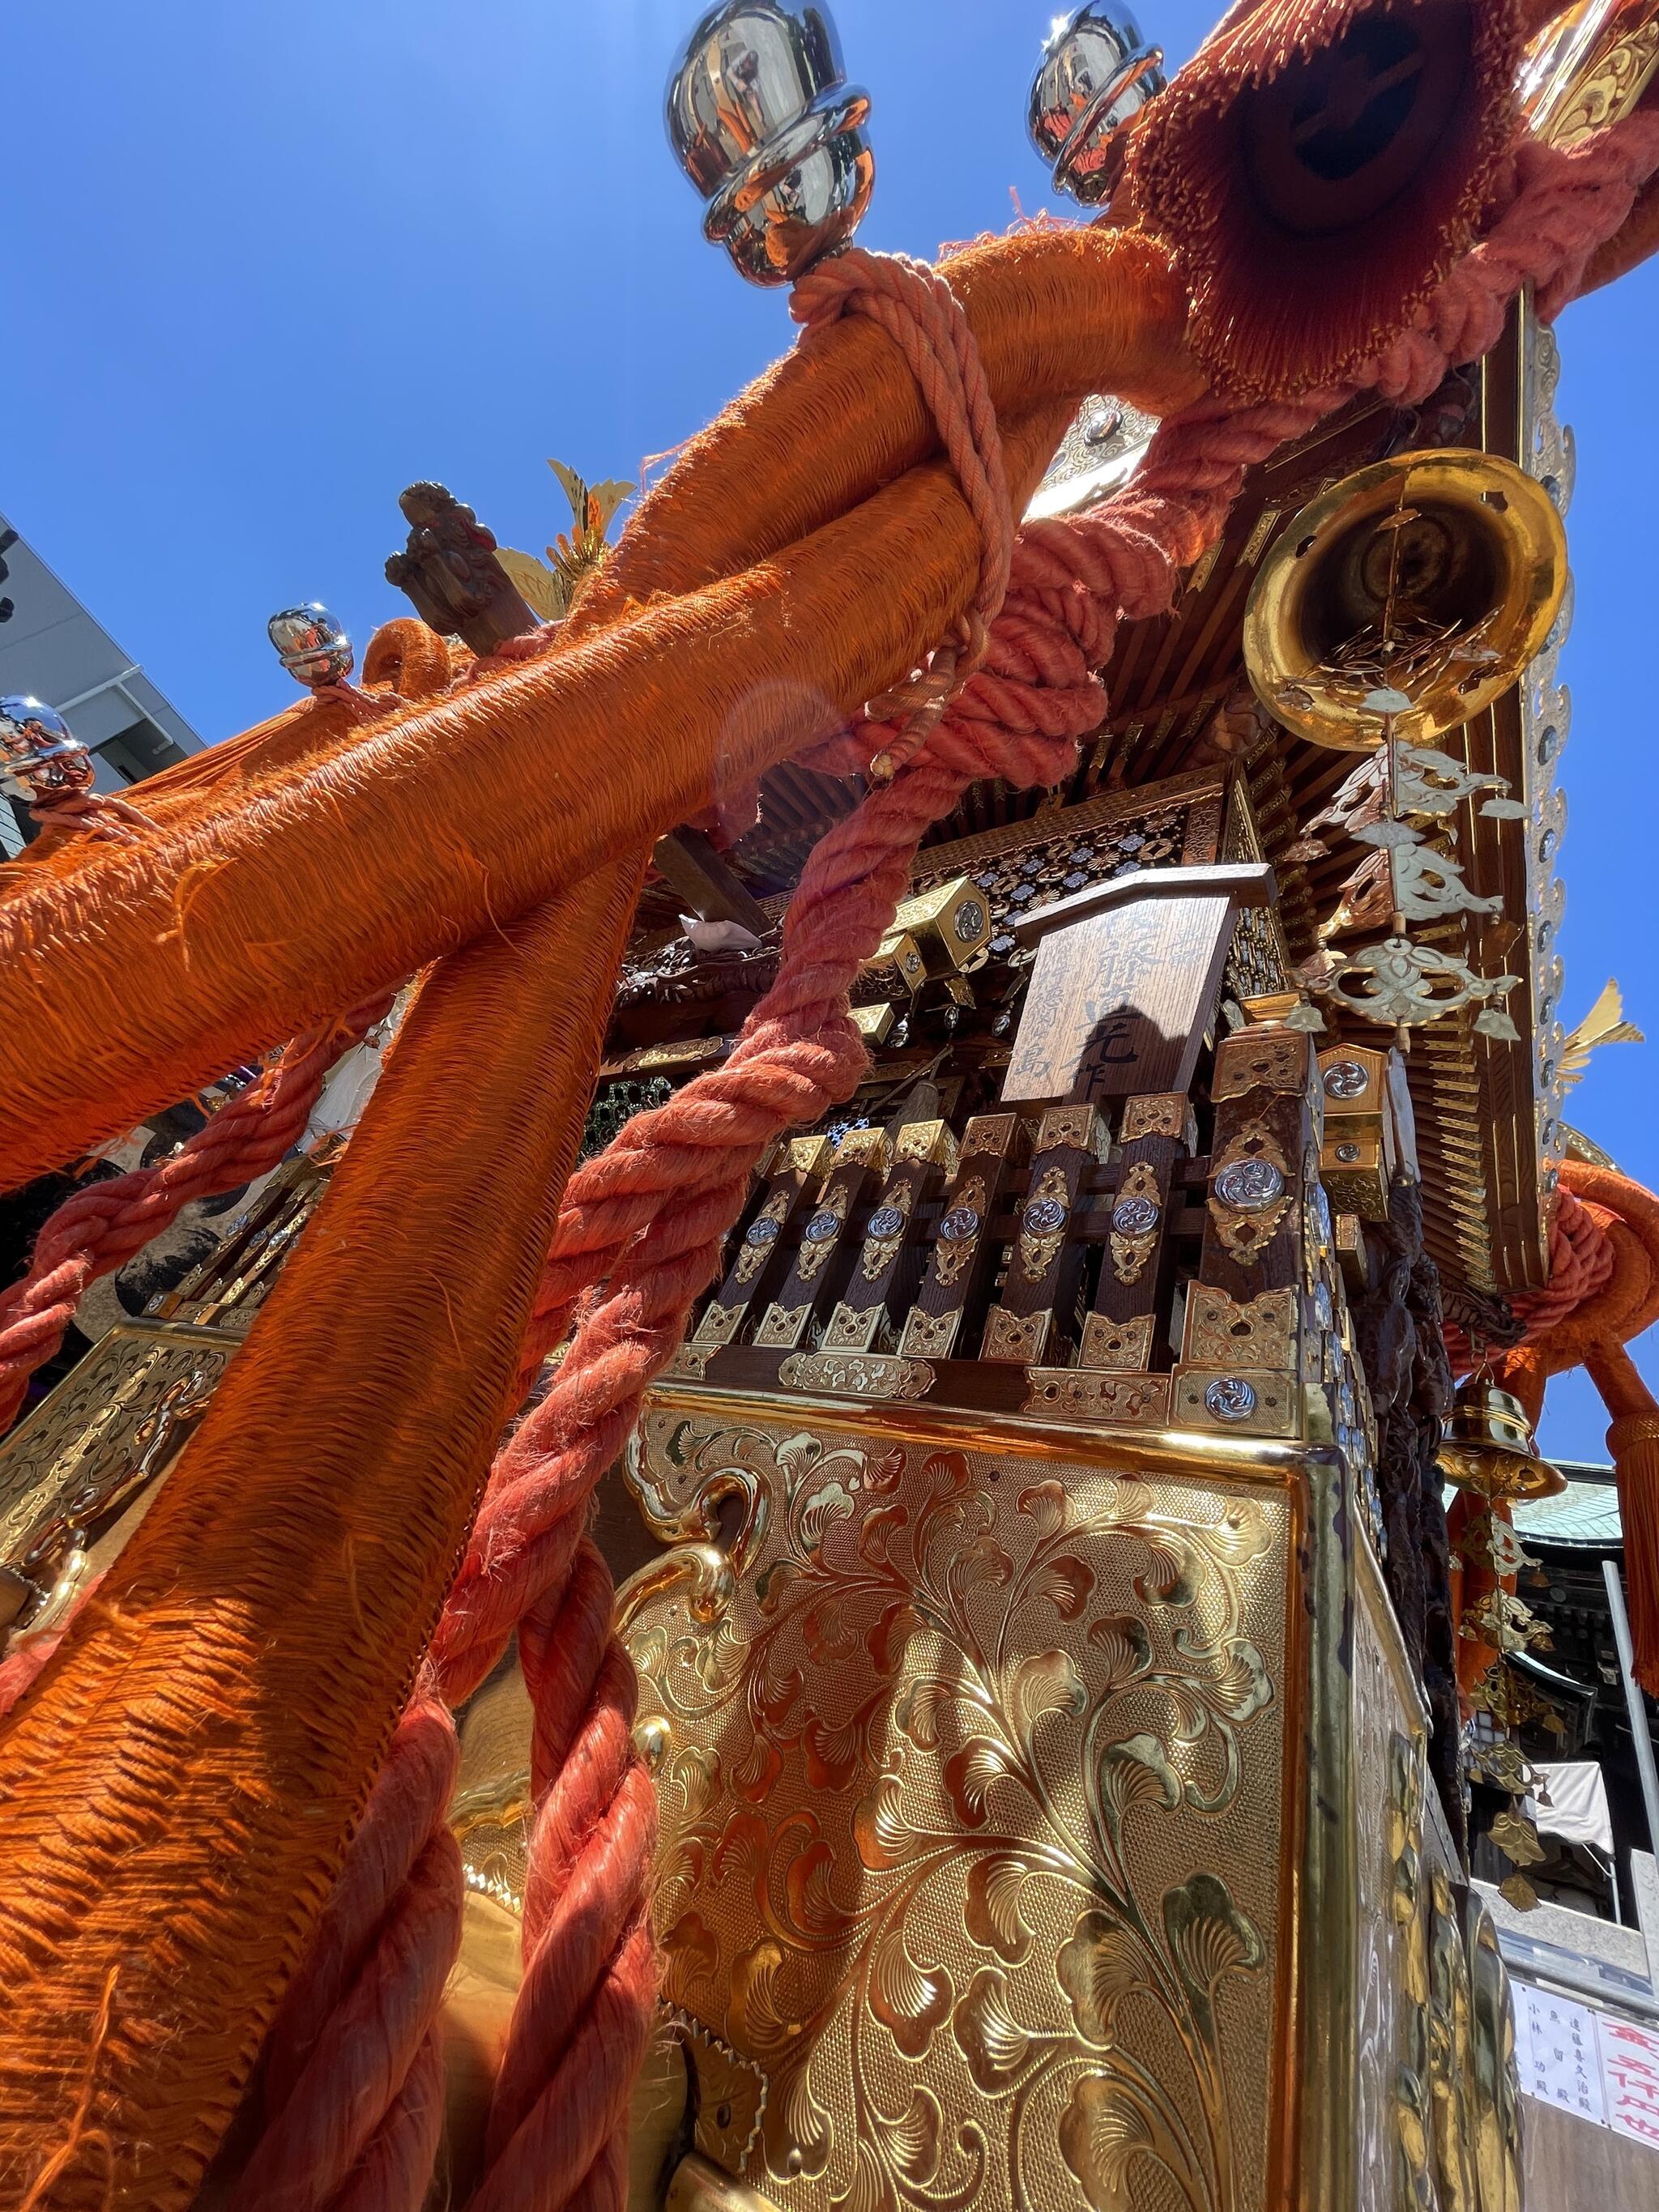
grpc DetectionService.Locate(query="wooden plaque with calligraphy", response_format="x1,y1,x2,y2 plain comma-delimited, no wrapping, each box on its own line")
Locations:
1003,864,1275,1108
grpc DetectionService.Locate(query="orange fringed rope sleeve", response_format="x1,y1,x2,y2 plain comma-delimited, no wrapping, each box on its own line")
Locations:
0,404,1081,1191
571,224,1201,633
0,859,643,2212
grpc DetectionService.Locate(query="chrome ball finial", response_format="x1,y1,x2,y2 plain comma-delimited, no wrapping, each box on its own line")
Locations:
0,695,92,803
268,603,355,691
666,3,874,287
1028,4,1165,208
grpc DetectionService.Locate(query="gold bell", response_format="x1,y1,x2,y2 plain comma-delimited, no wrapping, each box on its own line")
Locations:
1243,450,1568,753
1435,1379,1567,1502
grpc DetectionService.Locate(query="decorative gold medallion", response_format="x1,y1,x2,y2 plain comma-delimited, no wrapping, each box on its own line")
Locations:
932,1176,987,1289
1110,1160,1163,1285
735,1192,790,1288
795,1187,850,1285
1208,1123,1296,1259
859,1188,914,1281
1017,1167,1072,1282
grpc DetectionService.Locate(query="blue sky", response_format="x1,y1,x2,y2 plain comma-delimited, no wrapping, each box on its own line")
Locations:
4,2,1653,1456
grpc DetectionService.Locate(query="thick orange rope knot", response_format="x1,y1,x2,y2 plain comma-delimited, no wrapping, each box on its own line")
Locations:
791,249,1015,779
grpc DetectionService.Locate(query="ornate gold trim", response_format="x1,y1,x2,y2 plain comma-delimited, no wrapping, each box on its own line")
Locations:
1022,1368,1171,1425
753,1303,812,1351
1077,1312,1156,1372
1183,1288,1300,1375
1111,1159,1164,1285
980,1306,1050,1365
776,1351,936,1402
1017,1166,1071,1282
898,1306,962,1361
1120,1092,1196,1145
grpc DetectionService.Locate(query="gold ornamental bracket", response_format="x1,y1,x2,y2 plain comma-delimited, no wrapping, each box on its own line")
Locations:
1243,450,1568,754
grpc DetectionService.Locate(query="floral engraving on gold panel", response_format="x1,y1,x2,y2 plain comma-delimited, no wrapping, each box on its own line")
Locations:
777,1353,935,1403
980,1307,1050,1366
1023,1369,1172,1427
1211,1034,1310,1104
1183,1289,1299,1375
667,1344,719,1382
695,1301,746,1349
821,1305,884,1355
621,1417,1290,2212
1077,1314,1156,1374
755,1304,813,1352
898,1307,962,1362
1120,1093,1192,1145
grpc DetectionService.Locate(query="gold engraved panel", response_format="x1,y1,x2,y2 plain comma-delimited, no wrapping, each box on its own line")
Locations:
1211,1032,1315,1106
1021,1370,1173,1428
697,1302,747,1349
1120,1093,1195,1146
621,1410,1294,2212
1077,1314,1156,1374
898,1309,962,1362
777,1353,935,1404
981,1308,1051,1365
1183,1289,1299,1375
821,1306,885,1355
1353,1542,1430,2212
755,1305,814,1353
0,1319,240,1572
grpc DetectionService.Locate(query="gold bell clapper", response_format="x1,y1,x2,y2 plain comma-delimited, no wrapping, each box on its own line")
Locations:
1243,450,1568,753
1435,1378,1567,1502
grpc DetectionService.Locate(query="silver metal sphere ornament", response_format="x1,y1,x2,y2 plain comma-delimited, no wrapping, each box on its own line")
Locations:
268,603,355,691
1028,4,1165,209
666,2,874,287
0,695,92,803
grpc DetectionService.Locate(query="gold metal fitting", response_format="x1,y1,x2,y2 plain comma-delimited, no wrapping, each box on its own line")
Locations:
1435,1379,1567,1502
1243,450,1568,753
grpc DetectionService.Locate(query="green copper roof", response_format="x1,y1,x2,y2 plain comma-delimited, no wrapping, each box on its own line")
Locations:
1441,1464,1623,1547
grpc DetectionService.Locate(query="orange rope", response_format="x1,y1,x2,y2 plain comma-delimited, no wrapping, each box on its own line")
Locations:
0,863,642,2212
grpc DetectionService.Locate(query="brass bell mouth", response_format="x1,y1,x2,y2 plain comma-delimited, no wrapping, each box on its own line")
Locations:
1435,1380,1567,1502
1244,450,1568,752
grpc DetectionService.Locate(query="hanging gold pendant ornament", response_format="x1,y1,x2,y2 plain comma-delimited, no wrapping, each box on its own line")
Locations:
1306,935,1523,1042
1243,450,1569,753
1435,1379,1567,1502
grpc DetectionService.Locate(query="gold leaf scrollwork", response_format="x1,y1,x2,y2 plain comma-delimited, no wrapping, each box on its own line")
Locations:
621,1421,1285,2212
